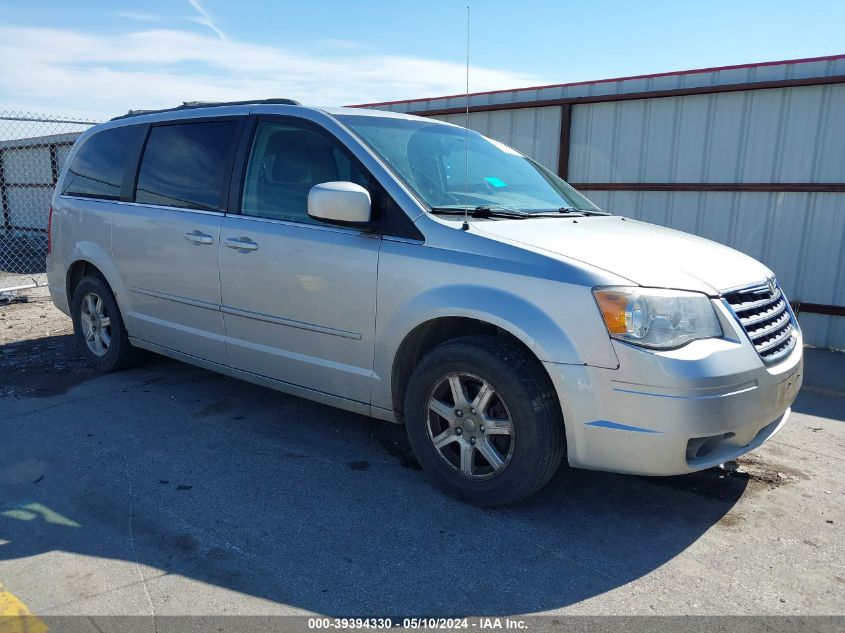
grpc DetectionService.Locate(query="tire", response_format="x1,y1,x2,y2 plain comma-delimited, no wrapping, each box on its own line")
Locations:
71,275,142,372
404,335,565,506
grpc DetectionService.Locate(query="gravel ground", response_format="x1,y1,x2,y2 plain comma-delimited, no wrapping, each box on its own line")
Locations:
0,286,95,399
0,286,70,344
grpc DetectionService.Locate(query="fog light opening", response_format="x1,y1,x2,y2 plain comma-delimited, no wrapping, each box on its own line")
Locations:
686,432,736,462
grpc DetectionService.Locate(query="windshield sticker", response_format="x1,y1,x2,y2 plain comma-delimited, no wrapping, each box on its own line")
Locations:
484,176,508,188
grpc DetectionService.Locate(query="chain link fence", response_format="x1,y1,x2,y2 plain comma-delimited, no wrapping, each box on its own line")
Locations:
1,112,100,292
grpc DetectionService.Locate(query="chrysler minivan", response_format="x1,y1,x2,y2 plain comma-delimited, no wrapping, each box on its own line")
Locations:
47,99,803,505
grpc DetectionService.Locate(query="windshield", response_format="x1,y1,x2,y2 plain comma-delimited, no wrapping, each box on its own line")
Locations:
336,115,601,214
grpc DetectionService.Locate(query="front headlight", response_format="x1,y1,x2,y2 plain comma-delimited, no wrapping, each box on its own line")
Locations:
593,287,722,349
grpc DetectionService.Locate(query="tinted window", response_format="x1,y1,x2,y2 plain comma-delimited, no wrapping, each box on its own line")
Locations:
241,121,368,224
62,125,143,200
135,120,238,210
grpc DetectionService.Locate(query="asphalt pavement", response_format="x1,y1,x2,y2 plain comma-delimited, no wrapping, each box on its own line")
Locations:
0,310,842,618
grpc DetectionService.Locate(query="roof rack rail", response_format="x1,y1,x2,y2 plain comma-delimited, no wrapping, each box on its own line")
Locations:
111,98,301,121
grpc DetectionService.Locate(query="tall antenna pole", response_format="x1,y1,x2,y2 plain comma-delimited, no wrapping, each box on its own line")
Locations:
462,4,470,231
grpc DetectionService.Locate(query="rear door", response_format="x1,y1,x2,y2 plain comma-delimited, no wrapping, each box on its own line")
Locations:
112,117,243,364
218,116,381,403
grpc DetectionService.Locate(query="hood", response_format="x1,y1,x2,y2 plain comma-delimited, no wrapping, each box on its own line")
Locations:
473,216,773,295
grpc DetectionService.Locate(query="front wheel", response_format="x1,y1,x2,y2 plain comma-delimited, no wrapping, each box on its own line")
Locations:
404,335,565,506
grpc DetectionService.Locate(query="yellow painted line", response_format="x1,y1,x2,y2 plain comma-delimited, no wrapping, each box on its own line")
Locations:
0,583,48,633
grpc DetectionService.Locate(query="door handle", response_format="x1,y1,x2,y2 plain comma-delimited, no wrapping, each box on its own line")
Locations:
225,237,259,252
184,231,213,245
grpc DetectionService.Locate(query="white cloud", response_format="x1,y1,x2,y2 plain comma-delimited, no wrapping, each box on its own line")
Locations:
0,24,543,120
186,0,228,43
112,11,165,23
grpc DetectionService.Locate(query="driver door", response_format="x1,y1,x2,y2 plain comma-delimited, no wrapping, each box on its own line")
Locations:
219,116,381,404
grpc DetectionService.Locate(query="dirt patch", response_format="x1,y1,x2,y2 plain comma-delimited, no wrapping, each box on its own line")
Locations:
1,333,98,398
723,455,807,490
0,287,70,345
639,452,807,500
0,287,98,398
639,466,750,500
174,533,199,551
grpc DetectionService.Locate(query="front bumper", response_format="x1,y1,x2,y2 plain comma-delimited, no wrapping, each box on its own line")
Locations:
544,312,803,476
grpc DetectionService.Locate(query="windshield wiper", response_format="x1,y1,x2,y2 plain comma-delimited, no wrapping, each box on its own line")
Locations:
429,205,609,220
429,206,530,220
525,207,610,217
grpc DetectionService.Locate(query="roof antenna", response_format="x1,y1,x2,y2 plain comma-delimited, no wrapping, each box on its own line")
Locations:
462,4,471,231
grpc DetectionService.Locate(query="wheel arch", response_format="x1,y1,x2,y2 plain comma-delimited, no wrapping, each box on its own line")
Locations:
66,260,103,302
373,284,586,417
64,242,130,317
389,315,563,426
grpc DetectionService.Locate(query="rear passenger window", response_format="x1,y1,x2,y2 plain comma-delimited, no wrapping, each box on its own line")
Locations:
62,125,143,200
135,120,238,211
241,121,369,224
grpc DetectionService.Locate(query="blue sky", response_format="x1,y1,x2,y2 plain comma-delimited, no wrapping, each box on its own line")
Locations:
1,0,843,119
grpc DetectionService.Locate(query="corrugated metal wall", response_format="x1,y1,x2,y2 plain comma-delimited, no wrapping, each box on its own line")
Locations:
357,56,845,350
568,84,845,184
582,189,845,349
362,56,845,113
570,83,845,350
431,106,561,172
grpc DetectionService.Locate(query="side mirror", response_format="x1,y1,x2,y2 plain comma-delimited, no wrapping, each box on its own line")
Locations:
307,182,371,226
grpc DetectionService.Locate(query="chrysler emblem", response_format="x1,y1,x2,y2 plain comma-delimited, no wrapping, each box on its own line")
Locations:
767,278,776,295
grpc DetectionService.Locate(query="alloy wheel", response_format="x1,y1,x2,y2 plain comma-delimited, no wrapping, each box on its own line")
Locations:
79,292,112,357
425,372,515,480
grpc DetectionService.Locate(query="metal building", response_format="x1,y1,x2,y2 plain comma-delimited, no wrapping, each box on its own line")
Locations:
353,54,845,350
0,113,95,290
0,133,79,232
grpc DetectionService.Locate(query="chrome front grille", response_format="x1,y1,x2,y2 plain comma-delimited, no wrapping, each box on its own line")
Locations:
723,280,798,365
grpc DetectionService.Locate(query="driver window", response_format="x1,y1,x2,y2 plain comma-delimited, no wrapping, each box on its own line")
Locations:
241,121,368,224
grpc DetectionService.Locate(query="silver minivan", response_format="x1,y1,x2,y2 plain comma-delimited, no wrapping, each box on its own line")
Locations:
47,99,804,505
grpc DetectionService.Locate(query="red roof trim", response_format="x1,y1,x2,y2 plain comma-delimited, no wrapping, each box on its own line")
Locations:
347,53,845,108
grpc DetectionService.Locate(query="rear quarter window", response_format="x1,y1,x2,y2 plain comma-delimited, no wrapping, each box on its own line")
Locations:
62,125,144,200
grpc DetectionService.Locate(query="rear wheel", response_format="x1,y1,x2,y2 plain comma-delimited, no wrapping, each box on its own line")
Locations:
404,335,565,506
71,275,142,372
